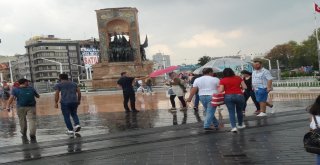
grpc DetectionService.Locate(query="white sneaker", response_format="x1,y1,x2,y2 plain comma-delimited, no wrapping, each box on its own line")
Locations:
231,127,238,133
257,112,267,117
180,107,187,111
66,130,74,137
169,107,177,111
74,125,81,132
237,125,246,129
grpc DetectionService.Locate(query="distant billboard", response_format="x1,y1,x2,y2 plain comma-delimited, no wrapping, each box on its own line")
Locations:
80,47,99,65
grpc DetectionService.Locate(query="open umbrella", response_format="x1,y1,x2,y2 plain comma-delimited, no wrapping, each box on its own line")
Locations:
193,67,222,74
193,58,252,74
149,66,179,78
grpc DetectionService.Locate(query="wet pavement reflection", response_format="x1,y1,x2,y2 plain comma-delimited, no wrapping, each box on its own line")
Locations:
0,90,315,147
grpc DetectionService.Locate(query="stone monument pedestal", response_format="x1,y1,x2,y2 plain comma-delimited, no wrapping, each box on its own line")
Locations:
92,61,153,89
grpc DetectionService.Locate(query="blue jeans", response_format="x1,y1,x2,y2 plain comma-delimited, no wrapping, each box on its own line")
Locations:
200,95,219,128
61,102,80,131
194,93,200,108
146,85,153,93
317,154,320,165
224,94,245,128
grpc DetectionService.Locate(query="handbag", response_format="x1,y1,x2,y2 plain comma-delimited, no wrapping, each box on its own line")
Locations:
303,115,320,154
211,93,225,107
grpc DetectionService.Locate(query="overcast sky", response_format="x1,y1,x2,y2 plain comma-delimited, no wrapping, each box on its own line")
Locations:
0,0,317,65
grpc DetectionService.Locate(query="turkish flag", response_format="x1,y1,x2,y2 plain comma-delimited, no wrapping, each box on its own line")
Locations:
315,3,320,13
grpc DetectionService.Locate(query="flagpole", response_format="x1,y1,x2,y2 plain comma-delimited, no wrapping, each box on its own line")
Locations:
314,3,320,73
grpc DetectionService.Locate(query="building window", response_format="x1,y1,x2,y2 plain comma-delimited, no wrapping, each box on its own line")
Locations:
69,46,77,50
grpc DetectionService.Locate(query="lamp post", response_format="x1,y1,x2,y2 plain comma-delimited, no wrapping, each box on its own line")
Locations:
276,60,280,81
40,58,63,74
9,60,13,83
70,63,88,80
162,57,167,79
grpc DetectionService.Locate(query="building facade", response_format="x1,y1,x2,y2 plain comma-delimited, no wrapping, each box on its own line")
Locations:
152,53,171,69
12,54,31,81
25,35,81,82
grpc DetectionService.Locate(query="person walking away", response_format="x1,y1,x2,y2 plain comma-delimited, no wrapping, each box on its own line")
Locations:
168,72,187,111
190,74,202,112
7,78,40,142
252,60,274,117
241,70,260,116
117,72,141,113
219,68,247,133
136,79,145,94
307,95,320,164
145,77,153,94
187,68,220,131
166,84,176,110
54,74,82,137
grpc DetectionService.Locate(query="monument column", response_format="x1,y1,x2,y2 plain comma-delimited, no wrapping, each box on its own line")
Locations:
92,7,153,89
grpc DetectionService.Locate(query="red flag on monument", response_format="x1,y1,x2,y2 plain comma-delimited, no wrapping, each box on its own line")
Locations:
315,3,320,13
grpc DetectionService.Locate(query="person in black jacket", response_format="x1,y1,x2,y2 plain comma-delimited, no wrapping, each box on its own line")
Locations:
117,72,146,113
241,70,260,115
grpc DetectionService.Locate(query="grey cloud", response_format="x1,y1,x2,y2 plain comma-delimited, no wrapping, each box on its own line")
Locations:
0,0,315,65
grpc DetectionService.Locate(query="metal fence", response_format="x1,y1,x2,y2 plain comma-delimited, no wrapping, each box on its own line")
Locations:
33,82,56,93
272,81,320,87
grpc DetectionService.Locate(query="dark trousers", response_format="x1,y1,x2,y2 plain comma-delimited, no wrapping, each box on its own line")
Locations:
61,102,80,131
123,92,136,111
170,95,186,108
243,90,260,111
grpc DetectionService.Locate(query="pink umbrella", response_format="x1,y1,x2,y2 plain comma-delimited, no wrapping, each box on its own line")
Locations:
149,66,180,78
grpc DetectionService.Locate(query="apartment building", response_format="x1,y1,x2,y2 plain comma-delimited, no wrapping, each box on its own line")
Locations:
25,35,81,82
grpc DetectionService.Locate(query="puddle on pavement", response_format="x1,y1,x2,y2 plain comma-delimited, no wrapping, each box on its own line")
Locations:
0,91,315,147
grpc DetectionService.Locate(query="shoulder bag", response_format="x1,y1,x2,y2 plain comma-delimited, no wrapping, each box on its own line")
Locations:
303,115,320,154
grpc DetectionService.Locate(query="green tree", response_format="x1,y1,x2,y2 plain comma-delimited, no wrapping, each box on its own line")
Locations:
265,28,320,71
197,56,212,66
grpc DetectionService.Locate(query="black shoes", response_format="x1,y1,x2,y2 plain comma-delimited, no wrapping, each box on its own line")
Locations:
204,127,219,131
132,109,140,113
125,109,140,113
30,135,37,143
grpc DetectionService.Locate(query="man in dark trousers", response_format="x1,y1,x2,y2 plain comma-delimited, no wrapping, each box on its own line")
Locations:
117,72,140,113
54,74,82,137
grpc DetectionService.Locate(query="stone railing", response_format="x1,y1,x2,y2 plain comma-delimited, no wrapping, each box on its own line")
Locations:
273,81,320,87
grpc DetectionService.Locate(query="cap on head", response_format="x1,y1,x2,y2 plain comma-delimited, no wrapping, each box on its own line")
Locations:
253,59,262,64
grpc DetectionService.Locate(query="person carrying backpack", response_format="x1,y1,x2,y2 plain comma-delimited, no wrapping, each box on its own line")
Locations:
6,78,40,143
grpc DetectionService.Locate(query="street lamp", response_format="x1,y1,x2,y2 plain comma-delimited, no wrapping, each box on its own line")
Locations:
70,63,89,80
9,60,13,83
40,58,63,74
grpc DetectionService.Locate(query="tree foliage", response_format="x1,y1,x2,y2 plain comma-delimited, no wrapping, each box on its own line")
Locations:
197,56,212,66
265,29,320,70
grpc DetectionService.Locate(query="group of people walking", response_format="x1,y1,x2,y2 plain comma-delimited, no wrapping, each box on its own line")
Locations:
4,73,82,143
186,59,274,132
116,59,274,133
